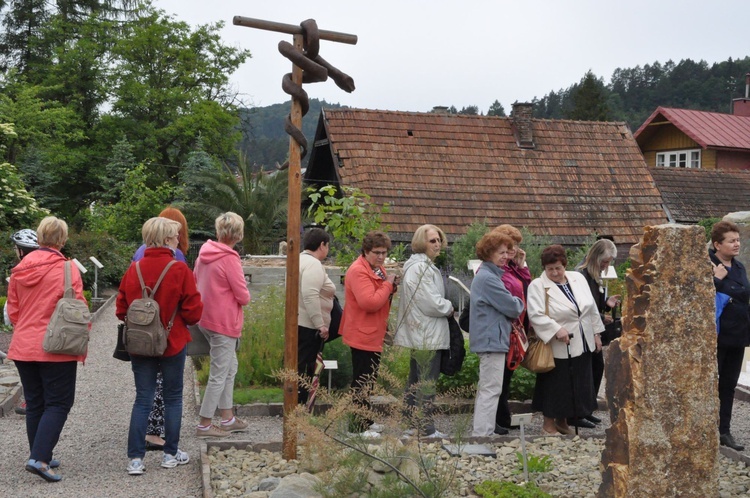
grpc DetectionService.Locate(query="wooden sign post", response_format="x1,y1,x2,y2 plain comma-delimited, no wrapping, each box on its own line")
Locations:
233,16,356,460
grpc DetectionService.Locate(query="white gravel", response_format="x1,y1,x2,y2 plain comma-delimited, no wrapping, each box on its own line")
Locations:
3,300,750,497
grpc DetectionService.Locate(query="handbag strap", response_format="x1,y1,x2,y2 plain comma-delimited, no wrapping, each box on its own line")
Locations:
136,260,177,298
62,261,75,299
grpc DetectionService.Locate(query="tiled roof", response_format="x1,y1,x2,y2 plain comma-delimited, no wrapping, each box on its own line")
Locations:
634,107,750,150
306,109,667,245
650,168,750,223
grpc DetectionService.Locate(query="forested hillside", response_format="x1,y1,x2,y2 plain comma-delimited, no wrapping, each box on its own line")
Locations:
238,99,345,170
530,57,750,129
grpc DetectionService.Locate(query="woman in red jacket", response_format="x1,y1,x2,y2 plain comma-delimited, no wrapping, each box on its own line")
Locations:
116,217,203,476
7,216,86,482
340,231,397,437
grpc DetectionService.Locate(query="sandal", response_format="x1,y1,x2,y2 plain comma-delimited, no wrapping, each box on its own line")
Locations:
25,459,62,482
541,427,561,436
145,441,164,451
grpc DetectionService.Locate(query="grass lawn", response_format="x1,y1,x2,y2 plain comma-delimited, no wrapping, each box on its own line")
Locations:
199,386,284,404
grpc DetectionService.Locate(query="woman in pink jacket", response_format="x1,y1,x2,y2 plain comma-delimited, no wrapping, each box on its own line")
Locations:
7,216,87,482
193,212,251,438
340,231,397,437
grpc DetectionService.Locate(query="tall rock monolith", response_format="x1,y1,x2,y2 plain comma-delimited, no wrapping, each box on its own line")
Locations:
598,224,719,498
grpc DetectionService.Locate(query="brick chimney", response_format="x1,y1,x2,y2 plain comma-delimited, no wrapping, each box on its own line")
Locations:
511,102,535,149
732,73,750,117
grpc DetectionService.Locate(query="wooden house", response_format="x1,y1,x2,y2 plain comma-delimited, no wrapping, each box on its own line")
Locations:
634,77,750,223
634,106,750,171
304,103,667,248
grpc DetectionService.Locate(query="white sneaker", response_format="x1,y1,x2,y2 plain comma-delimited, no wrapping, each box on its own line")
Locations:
127,458,145,475
368,423,385,433
424,430,449,439
161,449,190,468
347,430,381,439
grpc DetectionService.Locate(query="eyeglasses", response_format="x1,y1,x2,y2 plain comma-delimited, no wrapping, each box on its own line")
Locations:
371,250,388,256
428,238,441,244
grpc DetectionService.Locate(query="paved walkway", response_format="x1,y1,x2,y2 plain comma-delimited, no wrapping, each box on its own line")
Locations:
0,298,204,497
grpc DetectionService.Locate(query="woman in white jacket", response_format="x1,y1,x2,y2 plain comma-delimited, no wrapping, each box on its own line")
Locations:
394,224,454,438
527,245,604,435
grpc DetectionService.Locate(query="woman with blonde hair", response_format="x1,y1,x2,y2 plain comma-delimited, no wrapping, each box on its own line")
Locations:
132,206,190,450
575,238,620,427
194,212,251,438
395,224,454,438
7,216,86,482
117,217,203,475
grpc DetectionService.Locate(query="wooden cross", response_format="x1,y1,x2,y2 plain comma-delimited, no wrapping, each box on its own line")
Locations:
233,16,357,460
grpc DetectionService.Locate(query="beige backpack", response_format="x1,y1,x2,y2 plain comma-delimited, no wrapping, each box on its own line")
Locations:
43,261,91,356
124,261,178,357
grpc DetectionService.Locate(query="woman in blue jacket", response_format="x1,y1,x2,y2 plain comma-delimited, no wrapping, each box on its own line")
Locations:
469,231,524,436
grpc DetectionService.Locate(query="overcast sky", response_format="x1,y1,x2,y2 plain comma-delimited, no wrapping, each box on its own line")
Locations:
154,0,750,113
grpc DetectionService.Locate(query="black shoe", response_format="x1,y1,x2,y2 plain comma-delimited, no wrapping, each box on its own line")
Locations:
585,414,602,424
720,433,745,451
494,425,509,435
567,417,596,429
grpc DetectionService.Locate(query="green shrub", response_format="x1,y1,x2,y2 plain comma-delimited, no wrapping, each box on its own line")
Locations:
475,480,551,498
518,228,552,278
449,221,490,272
234,285,286,387
63,228,137,289
437,342,478,394
698,217,720,241
321,338,353,389
509,367,536,400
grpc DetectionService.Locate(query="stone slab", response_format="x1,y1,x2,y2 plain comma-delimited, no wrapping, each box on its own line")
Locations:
442,443,496,457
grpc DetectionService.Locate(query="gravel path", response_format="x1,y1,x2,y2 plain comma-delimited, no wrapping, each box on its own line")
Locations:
3,303,750,496
0,298,281,497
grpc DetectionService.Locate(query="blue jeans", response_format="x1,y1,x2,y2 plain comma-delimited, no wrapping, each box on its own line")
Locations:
128,348,186,458
14,360,77,463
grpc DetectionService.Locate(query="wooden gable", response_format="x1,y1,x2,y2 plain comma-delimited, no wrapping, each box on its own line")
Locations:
306,109,667,246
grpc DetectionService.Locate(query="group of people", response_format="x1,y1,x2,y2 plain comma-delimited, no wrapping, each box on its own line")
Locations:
467,227,619,436
298,224,454,438
6,212,748,483
6,207,252,482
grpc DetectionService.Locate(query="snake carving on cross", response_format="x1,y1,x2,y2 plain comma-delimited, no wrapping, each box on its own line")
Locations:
277,19,355,169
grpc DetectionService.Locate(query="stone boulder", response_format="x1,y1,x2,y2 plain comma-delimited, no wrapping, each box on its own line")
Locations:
598,224,719,497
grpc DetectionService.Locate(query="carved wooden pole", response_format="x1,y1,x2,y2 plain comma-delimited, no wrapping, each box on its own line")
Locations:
234,16,356,461
281,32,304,460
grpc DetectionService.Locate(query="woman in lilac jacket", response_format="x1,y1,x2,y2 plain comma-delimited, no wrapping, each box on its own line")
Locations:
193,212,251,438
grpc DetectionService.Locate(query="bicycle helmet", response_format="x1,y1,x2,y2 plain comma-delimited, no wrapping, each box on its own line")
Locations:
11,229,39,249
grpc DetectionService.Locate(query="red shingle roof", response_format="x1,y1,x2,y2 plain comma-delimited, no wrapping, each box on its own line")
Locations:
650,168,750,223
634,107,750,151
306,109,667,245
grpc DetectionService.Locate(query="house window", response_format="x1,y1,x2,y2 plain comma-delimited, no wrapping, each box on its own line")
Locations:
656,149,701,168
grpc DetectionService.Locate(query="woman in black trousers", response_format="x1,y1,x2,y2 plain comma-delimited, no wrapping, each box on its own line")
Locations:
710,220,750,451
576,238,620,427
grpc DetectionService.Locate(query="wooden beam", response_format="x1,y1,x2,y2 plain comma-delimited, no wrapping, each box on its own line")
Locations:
233,17,357,45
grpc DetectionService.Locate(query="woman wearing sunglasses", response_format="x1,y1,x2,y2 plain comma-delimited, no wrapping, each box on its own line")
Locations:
395,224,454,438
